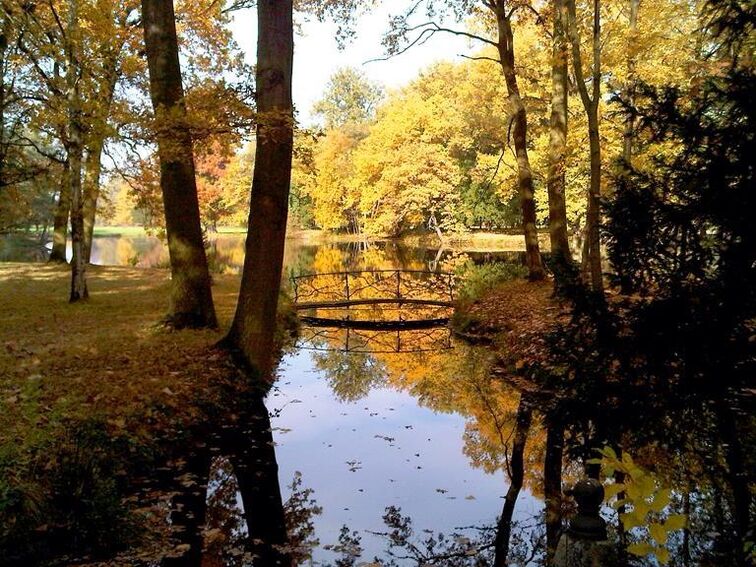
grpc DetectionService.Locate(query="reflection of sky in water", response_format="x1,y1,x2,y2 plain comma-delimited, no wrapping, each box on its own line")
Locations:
271,346,541,562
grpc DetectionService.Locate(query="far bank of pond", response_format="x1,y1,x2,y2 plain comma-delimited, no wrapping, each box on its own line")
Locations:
0,227,550,270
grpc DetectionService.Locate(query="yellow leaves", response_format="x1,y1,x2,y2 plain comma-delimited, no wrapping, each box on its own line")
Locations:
602,481,625,500
651,488,672,512
595,446,689,565
655,547,671,565
620,511,644,530
649,522,668,545
664,513,687,531
348,82,469,235
627,542,656,557
306,128,363,231
629,534,671,564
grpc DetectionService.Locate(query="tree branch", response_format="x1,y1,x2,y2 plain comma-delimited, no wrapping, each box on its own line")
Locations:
459,54,501,64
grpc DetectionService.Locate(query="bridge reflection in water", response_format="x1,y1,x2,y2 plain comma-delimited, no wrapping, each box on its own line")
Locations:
292,270,455,353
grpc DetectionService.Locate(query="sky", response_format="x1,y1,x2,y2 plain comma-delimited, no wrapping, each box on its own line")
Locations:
228,5,475,125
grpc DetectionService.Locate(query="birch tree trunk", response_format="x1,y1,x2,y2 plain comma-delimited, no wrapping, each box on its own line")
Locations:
224,0,294,377
567,0,604,293
142,0,217,328
67,0,87,302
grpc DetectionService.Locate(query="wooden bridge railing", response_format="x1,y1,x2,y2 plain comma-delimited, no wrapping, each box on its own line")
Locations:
292,270,455,310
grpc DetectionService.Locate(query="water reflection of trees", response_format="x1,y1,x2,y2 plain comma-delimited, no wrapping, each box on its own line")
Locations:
302,311,753,566
159,387,293,567
312,346,388,402
149,241,752,565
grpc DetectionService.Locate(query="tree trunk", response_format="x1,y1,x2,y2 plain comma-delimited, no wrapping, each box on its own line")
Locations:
67,0,87,302
493,397,533,567
622,0,640,165
225,395,293,566
83,49,121,264
544,418,564,565
584,109,603,292
224,0,294,377
495,5,545,281
82,137,104,265
162,446,210,567
567,0,603,294
0,28,6,192
49,159,70,263
142,0,216,328
547,0,573,287
428,212,444,243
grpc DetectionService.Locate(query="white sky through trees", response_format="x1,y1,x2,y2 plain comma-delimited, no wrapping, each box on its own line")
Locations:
229,5,473,125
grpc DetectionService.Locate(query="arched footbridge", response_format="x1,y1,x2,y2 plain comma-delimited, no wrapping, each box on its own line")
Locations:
292,269,456,331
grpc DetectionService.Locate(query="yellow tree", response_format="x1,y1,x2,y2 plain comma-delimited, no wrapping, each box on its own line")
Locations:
218,141,255,227
351,79,464,238
385,0,547,279
305,125,366,232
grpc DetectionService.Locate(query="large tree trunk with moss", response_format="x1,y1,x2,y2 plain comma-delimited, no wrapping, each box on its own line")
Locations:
141,0,216,328
495,5,545,281
67,0,87,302
224,0,294,376
49,159,70,263
547,0,573,286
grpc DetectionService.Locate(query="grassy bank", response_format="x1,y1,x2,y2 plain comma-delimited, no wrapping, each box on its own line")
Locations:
0,264,252,563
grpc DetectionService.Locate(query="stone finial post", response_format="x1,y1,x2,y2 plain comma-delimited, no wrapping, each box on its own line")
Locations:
554,478,615,567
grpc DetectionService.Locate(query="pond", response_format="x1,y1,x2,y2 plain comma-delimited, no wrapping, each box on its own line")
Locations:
0,232,528,272
166,239,550,565
1,232,750,566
